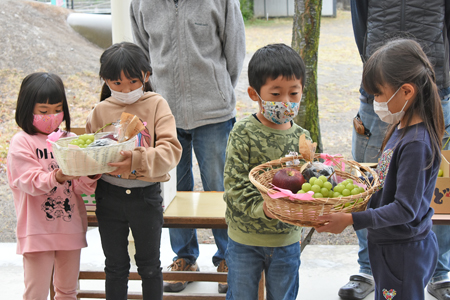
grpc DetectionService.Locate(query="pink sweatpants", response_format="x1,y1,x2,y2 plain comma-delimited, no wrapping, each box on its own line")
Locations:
22,249,81,300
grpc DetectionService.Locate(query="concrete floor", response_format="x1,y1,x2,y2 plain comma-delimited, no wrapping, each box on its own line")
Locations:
0,228,437,300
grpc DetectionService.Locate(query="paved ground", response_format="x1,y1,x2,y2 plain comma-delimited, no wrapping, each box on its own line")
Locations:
0,10,362,246
1,229,366,299
0,228,439,300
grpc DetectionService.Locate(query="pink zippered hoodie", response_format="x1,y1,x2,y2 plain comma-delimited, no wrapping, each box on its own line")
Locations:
7,131,99,254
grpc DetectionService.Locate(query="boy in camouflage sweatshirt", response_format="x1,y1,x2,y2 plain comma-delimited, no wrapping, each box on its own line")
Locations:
223,43,312,299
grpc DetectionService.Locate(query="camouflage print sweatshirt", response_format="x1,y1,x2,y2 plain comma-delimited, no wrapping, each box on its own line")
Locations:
223,115,311,247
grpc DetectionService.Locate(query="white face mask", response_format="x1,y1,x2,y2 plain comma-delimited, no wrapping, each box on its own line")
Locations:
373,87,408,124
108,84,144,104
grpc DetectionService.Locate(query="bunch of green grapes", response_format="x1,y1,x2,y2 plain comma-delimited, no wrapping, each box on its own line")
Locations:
296,175,332,198
69,134,94,148
331,179,365,198
297,176,365,199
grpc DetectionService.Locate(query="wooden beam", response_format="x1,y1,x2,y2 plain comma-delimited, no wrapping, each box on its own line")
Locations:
77,290,226,300
78,271,227,282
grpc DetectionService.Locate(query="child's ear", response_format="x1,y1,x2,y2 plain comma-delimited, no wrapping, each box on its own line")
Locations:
144,72,150,82
401,83,416,101
247,87,259,102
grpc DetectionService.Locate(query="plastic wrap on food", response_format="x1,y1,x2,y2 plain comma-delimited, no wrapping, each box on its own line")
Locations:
87,138,118,148
302,161,337,186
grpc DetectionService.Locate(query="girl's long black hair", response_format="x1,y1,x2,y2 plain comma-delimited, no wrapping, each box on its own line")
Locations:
99,42,153,101
363,38,444,167
15,72,71,135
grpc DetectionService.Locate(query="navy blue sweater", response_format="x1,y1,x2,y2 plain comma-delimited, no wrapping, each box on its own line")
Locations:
352,123,439,244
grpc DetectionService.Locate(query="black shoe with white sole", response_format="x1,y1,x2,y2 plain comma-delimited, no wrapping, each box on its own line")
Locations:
338,275,374,300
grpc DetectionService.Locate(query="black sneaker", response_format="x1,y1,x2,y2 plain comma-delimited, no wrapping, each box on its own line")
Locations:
338,275,374,300
427,281,450,300
163,258,199,292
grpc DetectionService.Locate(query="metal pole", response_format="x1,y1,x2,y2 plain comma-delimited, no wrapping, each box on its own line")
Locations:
264,0,267,20
111,0,133,43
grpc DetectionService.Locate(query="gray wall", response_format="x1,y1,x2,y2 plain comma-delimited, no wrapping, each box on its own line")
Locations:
253,0,337,18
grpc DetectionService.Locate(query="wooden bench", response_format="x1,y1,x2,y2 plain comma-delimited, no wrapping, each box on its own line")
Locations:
431,214,450,225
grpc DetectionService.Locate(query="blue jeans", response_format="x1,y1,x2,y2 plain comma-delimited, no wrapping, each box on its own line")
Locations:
225,238,301,300
351,94,389,163
169,118,235,266
352,88,450,281
442,90,450,147
355,228,372,276
431,225,450,282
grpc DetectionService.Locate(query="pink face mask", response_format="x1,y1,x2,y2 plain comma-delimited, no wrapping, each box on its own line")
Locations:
33,112,64,134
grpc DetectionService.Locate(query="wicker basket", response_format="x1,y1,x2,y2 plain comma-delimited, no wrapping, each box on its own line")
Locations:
50,132,137,176
249,154,379,227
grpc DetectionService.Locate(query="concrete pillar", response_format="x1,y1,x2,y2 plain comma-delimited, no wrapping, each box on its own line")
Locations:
67,13,112,49
111,0,133,43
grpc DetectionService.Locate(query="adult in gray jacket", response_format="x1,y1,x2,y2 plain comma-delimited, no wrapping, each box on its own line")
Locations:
130,0,246,293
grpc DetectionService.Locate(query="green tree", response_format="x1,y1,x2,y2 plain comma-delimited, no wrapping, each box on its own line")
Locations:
240,0,254,21
291,0,323,153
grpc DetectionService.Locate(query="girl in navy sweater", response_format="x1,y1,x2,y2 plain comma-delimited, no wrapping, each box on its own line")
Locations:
316,39,444,300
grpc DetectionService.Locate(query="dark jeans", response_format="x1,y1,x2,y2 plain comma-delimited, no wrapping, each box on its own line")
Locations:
95,180,164,300
169,118,235,266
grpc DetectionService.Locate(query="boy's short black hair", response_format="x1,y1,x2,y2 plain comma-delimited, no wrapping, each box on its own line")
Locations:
15,72,70,135
248,43,306,94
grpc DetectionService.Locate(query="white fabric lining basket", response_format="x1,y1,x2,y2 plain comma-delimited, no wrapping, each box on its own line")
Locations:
50,132,137,176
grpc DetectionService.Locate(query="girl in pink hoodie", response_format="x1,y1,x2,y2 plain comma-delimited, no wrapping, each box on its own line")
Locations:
7,72,99,300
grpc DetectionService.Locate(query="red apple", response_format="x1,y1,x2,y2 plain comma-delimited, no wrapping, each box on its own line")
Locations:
272,168,306,193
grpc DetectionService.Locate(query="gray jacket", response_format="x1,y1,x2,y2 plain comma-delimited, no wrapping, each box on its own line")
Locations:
130,0,246,130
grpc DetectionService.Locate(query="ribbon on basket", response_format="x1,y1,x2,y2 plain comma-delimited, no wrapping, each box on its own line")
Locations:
320,153,345,171
46,129,66,152
268,186,315,201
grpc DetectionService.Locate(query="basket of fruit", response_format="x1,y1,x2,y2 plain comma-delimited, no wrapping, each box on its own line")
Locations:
49,112,145,176
49,132,137,176
248,135,380,227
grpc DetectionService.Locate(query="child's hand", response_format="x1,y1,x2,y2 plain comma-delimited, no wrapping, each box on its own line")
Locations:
315,212,353,234
263,201,277,220
108,151,132,176
55,169,80,184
